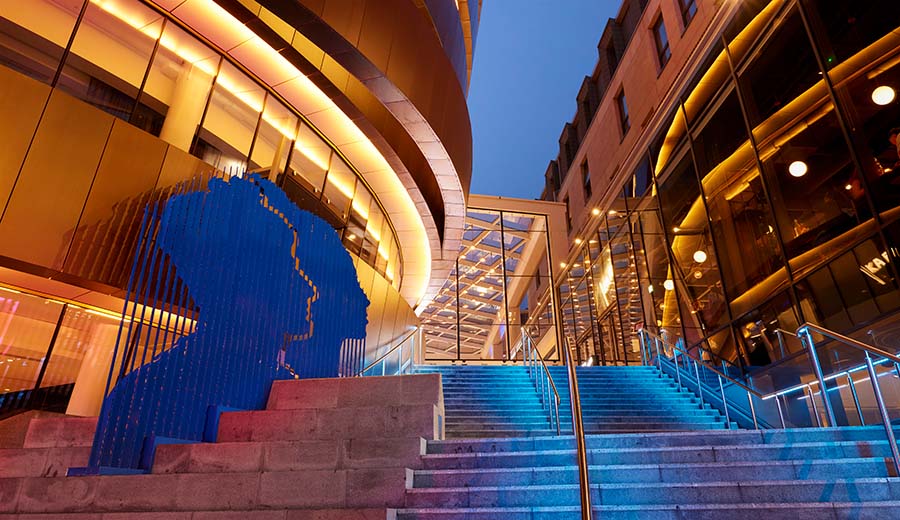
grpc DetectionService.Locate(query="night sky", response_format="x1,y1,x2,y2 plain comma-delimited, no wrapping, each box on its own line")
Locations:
467,1,618,200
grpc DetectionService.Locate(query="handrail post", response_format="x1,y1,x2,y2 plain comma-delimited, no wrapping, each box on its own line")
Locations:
799,328,837,427
747,389,758,429
673,351,682,387
846,374,864,426
775,395,786,428
864,352,900,476
564,338,592,520
717,374,731,429
692,359,705,409
806,385,821,427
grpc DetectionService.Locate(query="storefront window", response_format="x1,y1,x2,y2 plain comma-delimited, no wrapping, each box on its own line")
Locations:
760,106,866,259
250,95,297,175
801,0,899,70
830,48,900,217
0,0,84,84
736,8,821,127
58,0,163,121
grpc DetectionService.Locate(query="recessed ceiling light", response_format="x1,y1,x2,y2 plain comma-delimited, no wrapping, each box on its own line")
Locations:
872,85,896,106
789,160,808,177
663,279,674,291
693,250,707,263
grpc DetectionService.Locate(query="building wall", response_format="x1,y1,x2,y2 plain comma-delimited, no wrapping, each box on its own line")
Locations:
536,0,900,372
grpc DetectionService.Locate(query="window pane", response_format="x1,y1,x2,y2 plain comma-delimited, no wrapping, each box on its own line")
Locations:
288,123,330,195
250,96,297,176
0,0,83,84
801,0,900,70
58,1,163,120
829,47,900,215
143,22,219,144
760,106,866,259
194,61,264,172
736,8,821,127
0,290,64,393
322,155,356,222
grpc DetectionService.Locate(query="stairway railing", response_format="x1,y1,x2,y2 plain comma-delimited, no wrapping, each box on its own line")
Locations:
355,327,418,377
519,328,561,435
564,336,592,520
638,324,900,475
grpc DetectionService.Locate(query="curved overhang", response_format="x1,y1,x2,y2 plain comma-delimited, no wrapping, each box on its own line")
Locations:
247,0,473,311
144,0,439,306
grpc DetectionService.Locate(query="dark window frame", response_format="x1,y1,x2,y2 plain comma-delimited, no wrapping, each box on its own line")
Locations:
581,159,592,200
679,0,697,27
652,14,671,68
616,89,630,136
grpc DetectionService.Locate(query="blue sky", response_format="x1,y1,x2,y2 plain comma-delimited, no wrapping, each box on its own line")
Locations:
467,1,618,199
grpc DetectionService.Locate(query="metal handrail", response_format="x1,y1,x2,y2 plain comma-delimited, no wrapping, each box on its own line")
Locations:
354,327,418,377
564,337,592,520
797,322,900,475
521,329,561,435
640,324,900,476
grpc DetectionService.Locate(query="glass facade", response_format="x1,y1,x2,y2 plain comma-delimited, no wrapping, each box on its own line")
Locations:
421,207,556,362
0,0,402,286
538,0,900,378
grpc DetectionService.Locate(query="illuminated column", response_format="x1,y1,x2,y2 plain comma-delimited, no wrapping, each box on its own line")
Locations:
65,322,120,417
159,66,214,152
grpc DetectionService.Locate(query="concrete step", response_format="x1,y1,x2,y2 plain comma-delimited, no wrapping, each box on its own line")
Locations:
446,416,722,426
22,416,96,448
217,404,438,443
0,446,91,478
396,502,900,519
422,440,900,469
404,478,900,508
2,467,410,514
412,458,893,487
152,437,426,474
14,509,393,519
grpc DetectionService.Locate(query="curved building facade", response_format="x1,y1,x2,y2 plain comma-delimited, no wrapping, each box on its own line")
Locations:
535,0,900,374
0,0,478,412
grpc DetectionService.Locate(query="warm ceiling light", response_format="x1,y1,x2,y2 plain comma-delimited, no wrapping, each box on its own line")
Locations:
574,238,582,245
872,85,896,106
693,270,703,279
608,210,617,216
592,208,600,216
648,285,654,293
560,262,567,268
693,250,708,263
663,279,674,291
673,226,681,233
845,183,853,190
789,160,808,177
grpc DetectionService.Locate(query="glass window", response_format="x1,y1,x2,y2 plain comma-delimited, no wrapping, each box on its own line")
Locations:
658,152,730,335
322,155,356,222
616,89,630,135
288,123,330,195
652,15,671,67
250,95,297,177
0,290,65,393
679,0,697,27
734,290,801,366
581,160,592,199
736,8,821,127
760,106,866,259
0,0,84,84
800,0,900,70
194,61,264,172
829,47,900,215
58,0,163,120
141,22,219,144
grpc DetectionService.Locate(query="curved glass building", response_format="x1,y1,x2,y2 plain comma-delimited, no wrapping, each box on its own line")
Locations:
0,0,478,413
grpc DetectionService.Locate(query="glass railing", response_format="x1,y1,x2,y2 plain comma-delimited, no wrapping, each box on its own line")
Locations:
639,323,900,475
355,328,418,377
515,329,561,434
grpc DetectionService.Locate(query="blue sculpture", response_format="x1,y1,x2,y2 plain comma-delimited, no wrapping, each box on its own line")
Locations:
88,174,369,470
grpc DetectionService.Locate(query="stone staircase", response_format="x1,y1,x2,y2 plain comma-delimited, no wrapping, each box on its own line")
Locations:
415,365,555,437
399,426,900,518
547,365,734,433
401,364,900,518
0,374,444,518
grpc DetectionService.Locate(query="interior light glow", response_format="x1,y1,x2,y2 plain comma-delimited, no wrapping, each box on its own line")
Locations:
648,284,654,293
693,250,708,263
663,279,674,291
872,85,896,105
693,270,703,279
608,210,617,216
789,160,808,177
845,183,853,190
574,238,582,245
592,208,600,216
560,262,567,268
